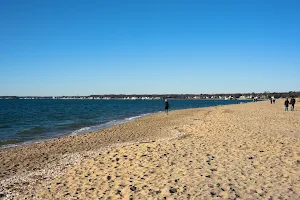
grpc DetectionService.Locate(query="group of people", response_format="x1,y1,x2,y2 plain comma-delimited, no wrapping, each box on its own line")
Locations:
164,98,296,113
284,97,296,111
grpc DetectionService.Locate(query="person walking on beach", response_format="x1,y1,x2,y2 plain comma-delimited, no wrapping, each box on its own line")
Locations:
270,98,273,104
284,98,289,111
164,99,170,114
290,97,296,111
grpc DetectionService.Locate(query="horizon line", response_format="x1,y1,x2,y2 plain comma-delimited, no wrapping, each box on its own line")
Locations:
1,91,299,97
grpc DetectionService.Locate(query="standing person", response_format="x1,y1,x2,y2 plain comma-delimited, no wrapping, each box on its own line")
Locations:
284,98,289,111
290,97,296,111
164,99,170,114
270,98,273,104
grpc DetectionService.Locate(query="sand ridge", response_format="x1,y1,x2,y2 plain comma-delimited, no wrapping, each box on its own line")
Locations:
1,100,300,199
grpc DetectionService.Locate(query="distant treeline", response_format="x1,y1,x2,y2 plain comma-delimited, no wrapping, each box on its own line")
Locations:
260,91,300,98
1,91,299,99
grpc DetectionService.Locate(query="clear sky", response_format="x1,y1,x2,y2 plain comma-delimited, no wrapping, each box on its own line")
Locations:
1,0,299,96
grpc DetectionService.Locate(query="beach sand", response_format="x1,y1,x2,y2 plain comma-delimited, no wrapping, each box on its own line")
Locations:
1,99,300,199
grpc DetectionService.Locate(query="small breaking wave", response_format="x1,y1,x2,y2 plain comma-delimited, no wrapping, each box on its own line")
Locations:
0,139,24,146
70,127,91,136
70,112,154,136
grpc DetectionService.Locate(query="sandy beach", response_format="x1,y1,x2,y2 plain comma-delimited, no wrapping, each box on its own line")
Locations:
1,99,300,199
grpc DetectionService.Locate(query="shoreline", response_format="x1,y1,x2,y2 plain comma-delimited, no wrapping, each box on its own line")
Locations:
0,112,156,150
0,106,199,198
0,99,253,150
1,100,299,199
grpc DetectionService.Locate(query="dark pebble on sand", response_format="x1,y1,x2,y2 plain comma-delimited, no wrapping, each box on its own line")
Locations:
296,160,300,164
116,158,119,161
169,187,177,193
130,186,137,191
249,157,253,160
115,190,121,195
210,191,216,196
107,176,111,180
0,194,5,198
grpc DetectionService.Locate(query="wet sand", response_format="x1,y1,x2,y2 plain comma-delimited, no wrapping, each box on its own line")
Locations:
1,99,300,199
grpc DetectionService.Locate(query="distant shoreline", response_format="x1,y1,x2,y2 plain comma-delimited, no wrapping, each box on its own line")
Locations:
0,98,258,100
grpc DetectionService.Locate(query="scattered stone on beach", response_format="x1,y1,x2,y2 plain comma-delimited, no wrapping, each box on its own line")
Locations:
210,191,216,196
115,189,121,195
64,192,70,196
130,186,137,191
169,187,177,193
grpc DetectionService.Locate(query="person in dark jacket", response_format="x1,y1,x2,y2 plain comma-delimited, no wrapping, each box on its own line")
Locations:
284,98,289,111
164,99,170,114
290,97,296,111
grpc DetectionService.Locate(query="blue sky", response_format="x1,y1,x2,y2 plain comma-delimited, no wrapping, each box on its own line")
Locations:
1,0,299,96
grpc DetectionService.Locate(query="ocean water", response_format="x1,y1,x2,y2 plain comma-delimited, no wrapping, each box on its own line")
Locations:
0,99,251,149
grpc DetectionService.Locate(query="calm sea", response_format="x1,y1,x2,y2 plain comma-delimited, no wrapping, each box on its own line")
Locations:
0,99,251,149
